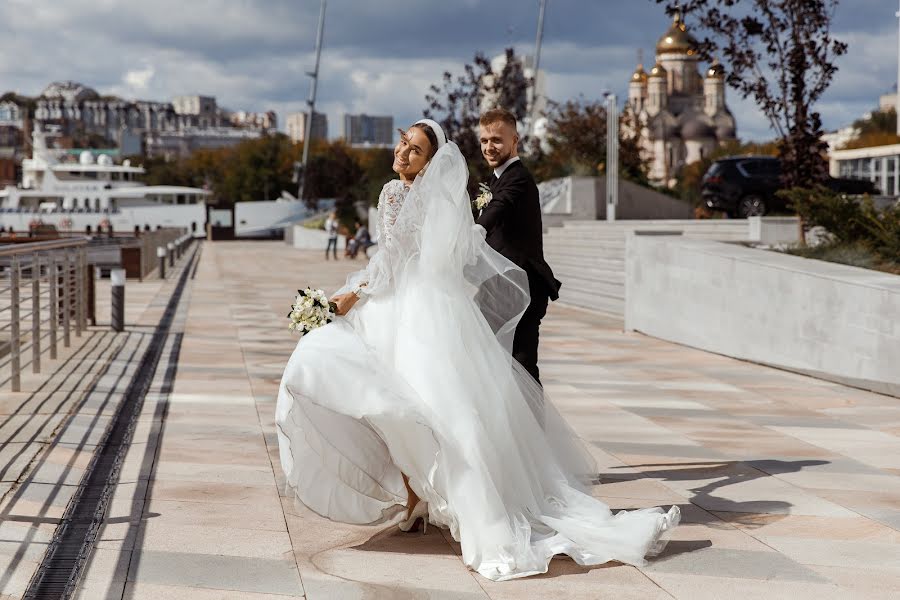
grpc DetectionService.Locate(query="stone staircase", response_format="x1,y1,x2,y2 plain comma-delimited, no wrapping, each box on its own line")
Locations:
543,219,753,317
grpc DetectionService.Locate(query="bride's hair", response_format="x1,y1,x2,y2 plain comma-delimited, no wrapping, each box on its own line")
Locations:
399,123,439,159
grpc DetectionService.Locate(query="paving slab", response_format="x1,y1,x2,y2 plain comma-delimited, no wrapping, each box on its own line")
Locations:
192,243,900,600
3,241,896,599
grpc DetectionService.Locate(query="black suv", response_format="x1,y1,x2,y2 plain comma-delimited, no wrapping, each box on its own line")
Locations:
701,156,879,218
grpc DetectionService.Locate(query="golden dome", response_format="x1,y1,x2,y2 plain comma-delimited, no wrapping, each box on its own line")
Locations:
631,64,648,83
656,12,698,55
648,62,667,79
706,60,725,79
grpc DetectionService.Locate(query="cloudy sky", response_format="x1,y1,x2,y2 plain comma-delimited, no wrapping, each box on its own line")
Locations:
0,0,895,142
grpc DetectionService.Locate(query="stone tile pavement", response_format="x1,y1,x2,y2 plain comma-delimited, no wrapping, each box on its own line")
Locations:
3,240,899,599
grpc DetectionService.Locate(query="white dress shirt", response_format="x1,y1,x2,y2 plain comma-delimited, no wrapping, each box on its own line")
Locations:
493,156,521,180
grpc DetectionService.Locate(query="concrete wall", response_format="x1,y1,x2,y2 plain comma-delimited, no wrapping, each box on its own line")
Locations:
541,177,599,229
748,216,801,245
595,177,693,220
539,176,693,228
289,225,332,250
234,200,310,237
625,234,900,396
543,217,801,317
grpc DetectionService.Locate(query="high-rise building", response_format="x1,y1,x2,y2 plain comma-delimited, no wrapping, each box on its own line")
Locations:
342,114,393,147
286,111,328,143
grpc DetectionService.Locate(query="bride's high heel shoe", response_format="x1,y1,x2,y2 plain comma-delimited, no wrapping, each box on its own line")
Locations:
662,505,681,531
647,504,681,557
398,502,429,533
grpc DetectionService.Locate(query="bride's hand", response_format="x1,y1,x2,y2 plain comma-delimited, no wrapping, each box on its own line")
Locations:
332,292,360,316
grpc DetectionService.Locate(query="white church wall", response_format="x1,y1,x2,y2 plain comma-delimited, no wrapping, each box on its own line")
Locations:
684,140,706,165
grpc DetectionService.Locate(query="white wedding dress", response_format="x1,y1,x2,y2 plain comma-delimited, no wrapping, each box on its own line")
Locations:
276,142,679,581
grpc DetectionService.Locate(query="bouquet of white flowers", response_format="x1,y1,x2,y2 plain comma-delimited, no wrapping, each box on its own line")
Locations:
287,287,337,337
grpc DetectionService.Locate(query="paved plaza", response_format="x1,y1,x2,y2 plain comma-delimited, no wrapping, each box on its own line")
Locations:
2,241,900,599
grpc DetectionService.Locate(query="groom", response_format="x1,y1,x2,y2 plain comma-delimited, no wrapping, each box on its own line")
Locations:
477,108,561,385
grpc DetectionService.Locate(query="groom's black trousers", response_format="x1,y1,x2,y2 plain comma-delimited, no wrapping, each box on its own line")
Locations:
513,274,549,385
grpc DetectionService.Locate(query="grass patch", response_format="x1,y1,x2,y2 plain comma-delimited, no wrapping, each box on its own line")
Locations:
781,242,900,275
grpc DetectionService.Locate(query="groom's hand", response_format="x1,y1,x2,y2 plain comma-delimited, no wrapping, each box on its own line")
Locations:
332,292,359,316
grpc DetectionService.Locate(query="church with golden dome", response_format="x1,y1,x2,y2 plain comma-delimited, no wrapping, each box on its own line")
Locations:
628,13,737,187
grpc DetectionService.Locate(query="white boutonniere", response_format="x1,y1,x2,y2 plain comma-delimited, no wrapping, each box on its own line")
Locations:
474,182,493,210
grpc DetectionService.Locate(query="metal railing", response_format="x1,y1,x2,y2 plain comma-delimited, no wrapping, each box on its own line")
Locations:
0,239,90,391
140,229,186,278
115,228,187,280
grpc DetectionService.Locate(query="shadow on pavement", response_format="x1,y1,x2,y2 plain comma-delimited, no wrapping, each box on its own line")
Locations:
600,459,829,525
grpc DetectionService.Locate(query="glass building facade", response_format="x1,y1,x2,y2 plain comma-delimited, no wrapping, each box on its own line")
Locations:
832,145,900,197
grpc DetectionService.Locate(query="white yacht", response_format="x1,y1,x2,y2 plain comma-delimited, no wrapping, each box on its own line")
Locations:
0,127,310,237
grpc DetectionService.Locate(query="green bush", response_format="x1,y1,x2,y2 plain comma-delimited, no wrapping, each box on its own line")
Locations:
778,186,900,265
783,242,886,271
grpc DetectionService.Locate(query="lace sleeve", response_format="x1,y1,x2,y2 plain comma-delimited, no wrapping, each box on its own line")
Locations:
378,180,405,246
335,182,400,299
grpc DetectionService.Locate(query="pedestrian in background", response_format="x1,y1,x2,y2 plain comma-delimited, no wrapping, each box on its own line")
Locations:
325,211,339,260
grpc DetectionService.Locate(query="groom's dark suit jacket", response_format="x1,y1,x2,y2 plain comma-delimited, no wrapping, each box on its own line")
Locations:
477,160,561,300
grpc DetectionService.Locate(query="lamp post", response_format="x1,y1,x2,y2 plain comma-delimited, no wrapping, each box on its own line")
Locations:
605,93,619,221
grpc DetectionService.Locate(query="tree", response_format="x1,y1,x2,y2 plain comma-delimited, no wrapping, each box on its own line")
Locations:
656,1,847,189
840,109,900,149
424,48,532,192
302,141,364,205
354,147,396,206
218,133,299,204
136,134,396,224
135,155,195,188
136,133,300,205
853,108,897,136
528,98,648,185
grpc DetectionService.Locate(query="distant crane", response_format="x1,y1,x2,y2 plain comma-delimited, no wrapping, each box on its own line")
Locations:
529,0,547,137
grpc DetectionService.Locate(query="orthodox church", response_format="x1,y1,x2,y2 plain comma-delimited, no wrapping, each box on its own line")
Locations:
628,13,737,186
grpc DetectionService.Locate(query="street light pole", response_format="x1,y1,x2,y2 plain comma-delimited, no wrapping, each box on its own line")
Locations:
298,0,327,202
606,93,618,221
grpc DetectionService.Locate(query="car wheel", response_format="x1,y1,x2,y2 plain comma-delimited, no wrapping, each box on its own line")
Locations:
737,195,767,218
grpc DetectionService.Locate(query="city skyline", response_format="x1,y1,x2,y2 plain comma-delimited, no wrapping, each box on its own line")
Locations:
0,0,896,143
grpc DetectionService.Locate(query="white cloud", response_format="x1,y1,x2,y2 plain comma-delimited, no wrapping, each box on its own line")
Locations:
0,0,891,148
122,65,155,93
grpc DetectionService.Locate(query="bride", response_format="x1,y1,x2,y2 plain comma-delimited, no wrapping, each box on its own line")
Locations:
276,119,679,581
